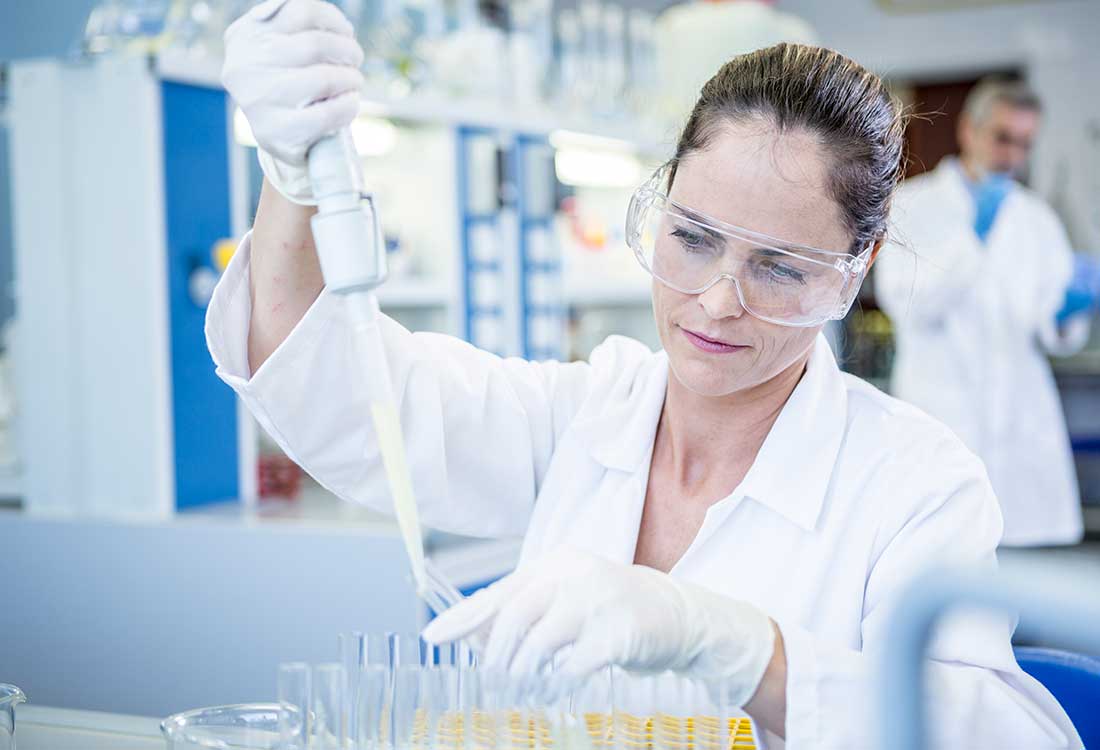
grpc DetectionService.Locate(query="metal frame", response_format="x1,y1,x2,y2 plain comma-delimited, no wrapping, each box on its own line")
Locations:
878,560,1100,748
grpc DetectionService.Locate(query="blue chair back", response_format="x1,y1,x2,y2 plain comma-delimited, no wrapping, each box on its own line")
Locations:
1016,646,1100,748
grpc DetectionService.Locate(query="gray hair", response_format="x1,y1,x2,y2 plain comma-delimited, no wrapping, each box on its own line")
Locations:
963,78,1042,125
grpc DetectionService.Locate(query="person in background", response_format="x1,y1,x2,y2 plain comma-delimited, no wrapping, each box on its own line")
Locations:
876,78,1098,547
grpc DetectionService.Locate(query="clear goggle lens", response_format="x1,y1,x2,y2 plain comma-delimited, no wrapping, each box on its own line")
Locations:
626,179,869,327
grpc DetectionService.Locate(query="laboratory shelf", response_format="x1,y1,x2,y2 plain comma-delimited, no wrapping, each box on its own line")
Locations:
564,281,654,307
358,89,671,157
155,52,671,158
0,464,21,500
375,277,452,308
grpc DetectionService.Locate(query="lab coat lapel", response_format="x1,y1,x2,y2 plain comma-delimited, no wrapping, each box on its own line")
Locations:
564,352,669,564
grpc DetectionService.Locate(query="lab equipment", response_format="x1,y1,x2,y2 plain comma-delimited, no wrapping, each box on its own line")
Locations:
303,77,433,602
598,4,627,117
626,165,871,327
626,10,656,117
82,0,174,56
312,664,346,750
877,561,1099,750
555,10,582,110
0,685,24,750
161,703,292,749
304,84,470,614
577,0,603,110
507,0,554,106
269,634,758,750
422,548,775,714
278,663,311,750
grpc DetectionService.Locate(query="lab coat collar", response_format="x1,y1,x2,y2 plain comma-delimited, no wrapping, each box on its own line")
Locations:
573,350,670,473
735,335,849,531
935,156,995,210
577,335,847,532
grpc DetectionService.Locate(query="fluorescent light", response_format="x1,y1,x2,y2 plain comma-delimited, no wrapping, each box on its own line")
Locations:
549,129,635,153
555,148,644,188
351,116,398,157
233,108,256,148
234,108,396,158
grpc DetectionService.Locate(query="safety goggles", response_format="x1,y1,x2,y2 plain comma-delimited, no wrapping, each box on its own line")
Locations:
625,165,872,327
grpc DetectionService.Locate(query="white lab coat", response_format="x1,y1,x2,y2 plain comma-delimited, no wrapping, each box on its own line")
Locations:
207,236,1080,749
876,158,1087,547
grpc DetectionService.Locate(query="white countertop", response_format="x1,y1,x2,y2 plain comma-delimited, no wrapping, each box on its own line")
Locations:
18,705,163,750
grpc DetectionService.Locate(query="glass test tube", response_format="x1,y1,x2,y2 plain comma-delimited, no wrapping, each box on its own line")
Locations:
358,664,389,750
278,662,311,750
314,663,347,750
342,632,391,748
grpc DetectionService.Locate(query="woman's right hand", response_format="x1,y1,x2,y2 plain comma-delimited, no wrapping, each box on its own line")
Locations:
222,0,364,203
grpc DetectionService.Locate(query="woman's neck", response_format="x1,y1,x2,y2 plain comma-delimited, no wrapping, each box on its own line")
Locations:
657,353,810,488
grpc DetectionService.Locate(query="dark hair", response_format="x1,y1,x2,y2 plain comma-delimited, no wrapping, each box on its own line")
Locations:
670,43,906,254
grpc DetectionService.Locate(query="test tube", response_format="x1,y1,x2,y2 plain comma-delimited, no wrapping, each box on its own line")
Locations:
314,663,347,750
358,664,389,750
611,669,657,750
342,632,391,748
278,662,311,750
389,632,427,669
340,633,364,748
392,664,421,750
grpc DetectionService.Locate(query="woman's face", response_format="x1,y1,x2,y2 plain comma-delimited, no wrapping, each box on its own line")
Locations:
653,121,853,398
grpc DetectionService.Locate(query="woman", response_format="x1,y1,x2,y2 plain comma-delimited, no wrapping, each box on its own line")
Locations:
214,2,1077,746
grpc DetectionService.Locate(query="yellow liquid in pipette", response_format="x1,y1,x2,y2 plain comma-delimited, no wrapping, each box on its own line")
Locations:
370,399,428,596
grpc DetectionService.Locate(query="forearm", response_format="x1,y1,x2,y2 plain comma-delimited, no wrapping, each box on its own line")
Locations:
743,620,787,737
247,178,324,374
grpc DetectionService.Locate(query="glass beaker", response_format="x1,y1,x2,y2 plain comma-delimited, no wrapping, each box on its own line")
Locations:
161,703,299,749
0,685,25,750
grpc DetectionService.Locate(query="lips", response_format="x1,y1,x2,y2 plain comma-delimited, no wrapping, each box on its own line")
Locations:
680,327,746,354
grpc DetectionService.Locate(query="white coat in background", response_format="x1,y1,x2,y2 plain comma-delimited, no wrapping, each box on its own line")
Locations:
206,236,1079,748
876,157,1087,547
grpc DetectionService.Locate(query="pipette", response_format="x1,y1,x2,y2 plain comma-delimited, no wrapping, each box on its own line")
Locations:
253,0,464,615
306,130,434,601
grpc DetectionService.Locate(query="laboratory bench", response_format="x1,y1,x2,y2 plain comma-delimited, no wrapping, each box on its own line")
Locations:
16,705,163,750
0,489,519,721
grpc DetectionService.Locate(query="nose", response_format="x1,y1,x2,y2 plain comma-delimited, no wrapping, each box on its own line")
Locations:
697,276,746,320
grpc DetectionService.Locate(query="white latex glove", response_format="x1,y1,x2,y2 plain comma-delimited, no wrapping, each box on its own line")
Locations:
222,0,365,204
421,548,777,709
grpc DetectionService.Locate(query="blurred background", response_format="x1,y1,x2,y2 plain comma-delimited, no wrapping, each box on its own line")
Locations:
0,0,1098,734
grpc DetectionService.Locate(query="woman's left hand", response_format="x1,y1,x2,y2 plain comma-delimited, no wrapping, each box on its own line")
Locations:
421,547,777,708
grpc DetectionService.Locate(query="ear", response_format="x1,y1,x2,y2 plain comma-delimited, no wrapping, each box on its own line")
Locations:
866,237,886,271
957,112,973,147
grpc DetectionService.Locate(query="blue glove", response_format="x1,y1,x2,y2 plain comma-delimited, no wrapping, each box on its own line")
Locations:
968,172,1014,243
1056,253,1100,324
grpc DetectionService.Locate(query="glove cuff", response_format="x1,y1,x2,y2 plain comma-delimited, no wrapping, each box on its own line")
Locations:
257,148,318,206
674,579,777,709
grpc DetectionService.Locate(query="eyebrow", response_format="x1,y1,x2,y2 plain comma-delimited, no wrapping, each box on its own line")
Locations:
676,207,727,242
678,205,815,255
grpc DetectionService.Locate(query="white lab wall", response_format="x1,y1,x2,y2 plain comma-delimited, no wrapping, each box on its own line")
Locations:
10,57,177,517
778,0,1100,249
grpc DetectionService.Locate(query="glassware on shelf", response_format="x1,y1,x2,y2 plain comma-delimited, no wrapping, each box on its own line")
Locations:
0,684,25,750
626,9,657,122
82,0,174,56
506,0,554,108
555,9,583,112
599,3,627,118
